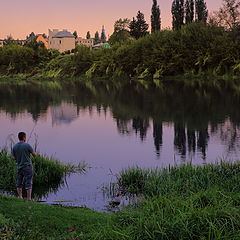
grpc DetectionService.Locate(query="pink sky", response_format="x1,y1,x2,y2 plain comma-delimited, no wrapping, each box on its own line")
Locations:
0,0,222,39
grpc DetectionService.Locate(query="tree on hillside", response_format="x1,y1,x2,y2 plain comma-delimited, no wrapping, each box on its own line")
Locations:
130,11,149,39
73,31,78,39
109,18,131,45
86,31,91,39
211,0,240,30
185,0,194,24
172,0,185,30
195,0,208,23
151,0,161,32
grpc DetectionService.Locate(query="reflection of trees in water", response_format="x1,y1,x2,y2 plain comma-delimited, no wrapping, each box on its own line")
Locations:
116,117,150,141
116,119,133,135
174,124,187,157
174,124,209,160
2,83,240,160
153,121,163,156
197,128,209,160
211,119,240,154
187,130,196,153
132,117,149,141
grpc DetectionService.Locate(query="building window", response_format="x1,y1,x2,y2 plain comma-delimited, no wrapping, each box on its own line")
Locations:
60,40,61,44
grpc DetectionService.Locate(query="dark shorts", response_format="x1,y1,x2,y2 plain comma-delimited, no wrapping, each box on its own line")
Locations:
16,165,33,190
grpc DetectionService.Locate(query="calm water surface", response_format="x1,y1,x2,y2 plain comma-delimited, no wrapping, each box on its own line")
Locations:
1,82,240,210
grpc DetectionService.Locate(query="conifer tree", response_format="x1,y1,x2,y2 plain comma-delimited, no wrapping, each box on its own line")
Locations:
151,0,161,33
172,0,185,30
94,31,99,41
101,26,107,42
86,31,91,39
130,11,149,39
195,0,208,23
129,17,138,38
73,31,78,39
185,0,194,24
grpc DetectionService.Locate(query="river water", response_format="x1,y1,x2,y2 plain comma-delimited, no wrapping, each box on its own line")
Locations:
1,81,240,211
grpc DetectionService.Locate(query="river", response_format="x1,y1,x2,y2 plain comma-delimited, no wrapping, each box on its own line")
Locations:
1,81,240,211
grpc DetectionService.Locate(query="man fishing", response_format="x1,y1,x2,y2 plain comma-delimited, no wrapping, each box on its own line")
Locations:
12,132,37,201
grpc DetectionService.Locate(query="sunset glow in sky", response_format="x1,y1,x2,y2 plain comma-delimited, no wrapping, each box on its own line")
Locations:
0,0,223,39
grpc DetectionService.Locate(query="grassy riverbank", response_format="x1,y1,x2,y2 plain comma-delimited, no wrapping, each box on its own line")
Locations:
0,195,110,240
1,72,240,94
1,161,240,239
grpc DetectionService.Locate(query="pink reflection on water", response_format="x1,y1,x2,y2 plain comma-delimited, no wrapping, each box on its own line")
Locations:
1,102,240,210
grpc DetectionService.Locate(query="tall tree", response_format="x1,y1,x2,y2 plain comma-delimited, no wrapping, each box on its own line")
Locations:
195,0,208,23
214,0,240,30
94,31,100,41
130,11,149,39
114,18,130,32
151,0,161,33
109,18,131,45
185,0,194,24
172,0,185,30
101,26,107,42
86,31,91,39
73,31,78,39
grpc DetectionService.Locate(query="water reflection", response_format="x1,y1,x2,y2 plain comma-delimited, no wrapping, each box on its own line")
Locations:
1,82,240,209
51,103,79,126
1,83,240,161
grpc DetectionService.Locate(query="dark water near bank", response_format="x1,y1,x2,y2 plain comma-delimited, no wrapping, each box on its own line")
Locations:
1,81,240,210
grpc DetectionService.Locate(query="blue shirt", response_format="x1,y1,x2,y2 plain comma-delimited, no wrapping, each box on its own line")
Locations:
12,142,34,169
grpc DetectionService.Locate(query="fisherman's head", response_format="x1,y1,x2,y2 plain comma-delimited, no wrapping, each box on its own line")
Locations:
18,132,26,142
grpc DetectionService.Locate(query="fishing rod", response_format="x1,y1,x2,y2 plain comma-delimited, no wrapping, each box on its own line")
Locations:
27,121,38,143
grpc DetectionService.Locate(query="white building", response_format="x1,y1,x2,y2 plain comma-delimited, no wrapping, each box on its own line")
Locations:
48,29,75,53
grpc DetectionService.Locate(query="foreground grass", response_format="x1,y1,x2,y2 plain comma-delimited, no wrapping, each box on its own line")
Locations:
0,195,111,240
1,162,240,240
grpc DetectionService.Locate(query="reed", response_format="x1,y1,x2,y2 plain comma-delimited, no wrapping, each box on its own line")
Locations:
0,149,86,195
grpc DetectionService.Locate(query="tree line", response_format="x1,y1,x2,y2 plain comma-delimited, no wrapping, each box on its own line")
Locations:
0,0,239,82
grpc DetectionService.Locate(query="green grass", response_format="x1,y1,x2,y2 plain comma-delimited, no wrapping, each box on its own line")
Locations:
117,161,240,196
1,162,240,239
0,195,111,240
98,162,240,240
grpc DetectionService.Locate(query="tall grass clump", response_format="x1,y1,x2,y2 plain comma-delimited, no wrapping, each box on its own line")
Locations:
0,149,86,194
117,162,240,197
94,162,240,240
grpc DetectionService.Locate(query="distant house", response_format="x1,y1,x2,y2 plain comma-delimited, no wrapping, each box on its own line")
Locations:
48,29,75,53
76,37,94,48
0,40,4,47
36,34,49,49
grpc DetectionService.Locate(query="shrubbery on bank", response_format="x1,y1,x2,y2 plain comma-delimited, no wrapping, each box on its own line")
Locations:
0,23,240,80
